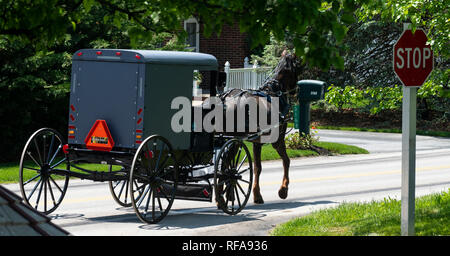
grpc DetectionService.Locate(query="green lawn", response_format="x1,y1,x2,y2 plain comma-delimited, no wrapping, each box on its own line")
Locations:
244,141,368,161
271,189,450,236
0,161,120,184
287,123,450,138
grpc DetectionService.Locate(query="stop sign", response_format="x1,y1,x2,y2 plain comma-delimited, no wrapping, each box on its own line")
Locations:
393,29,433,87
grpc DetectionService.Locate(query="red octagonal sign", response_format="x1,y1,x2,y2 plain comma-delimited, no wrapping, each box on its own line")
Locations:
393,29,433,87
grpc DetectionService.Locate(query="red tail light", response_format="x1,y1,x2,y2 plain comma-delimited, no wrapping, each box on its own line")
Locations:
62,144,69,154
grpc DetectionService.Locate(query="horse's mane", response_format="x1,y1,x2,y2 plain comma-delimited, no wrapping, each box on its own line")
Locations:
258,53,301,94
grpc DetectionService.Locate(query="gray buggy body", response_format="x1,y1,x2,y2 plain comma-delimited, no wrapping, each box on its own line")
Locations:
68,49,218,151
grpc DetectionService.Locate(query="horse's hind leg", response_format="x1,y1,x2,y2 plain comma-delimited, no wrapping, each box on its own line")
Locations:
252,142,264,204
272,139,290,199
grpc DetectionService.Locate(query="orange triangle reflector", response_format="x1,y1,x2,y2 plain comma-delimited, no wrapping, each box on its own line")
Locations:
84,120,115,151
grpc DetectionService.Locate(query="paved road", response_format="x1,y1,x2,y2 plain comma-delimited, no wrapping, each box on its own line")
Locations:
4,130,450,235
315,129,450,154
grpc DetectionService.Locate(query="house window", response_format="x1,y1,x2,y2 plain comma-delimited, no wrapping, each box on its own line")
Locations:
184,18,199,52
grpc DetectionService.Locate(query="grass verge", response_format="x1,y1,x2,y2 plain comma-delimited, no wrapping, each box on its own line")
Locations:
0,161,121,184
287,122,450,138
244,141,368,162
271,189,450,236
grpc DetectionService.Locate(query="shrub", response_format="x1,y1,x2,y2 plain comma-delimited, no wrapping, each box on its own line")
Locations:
285,129,319,150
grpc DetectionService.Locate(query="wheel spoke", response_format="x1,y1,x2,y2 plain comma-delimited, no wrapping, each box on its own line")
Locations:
144,187,153,214
156,190,163,212
137,184,150,208
237,155,248,171
26,151,42,168
134,183,147,194
33,139,43,166
237,178,250,184
152,188,156,221
48,145,62,166
112,180,120,190
23,166,41,172
46,134,55,164
44,179,47,212
154,144,165,172
158,185,171,202
124,180,129,204
238,167,250,175
234,146,242,168
47,179,57,206
35,179,44,209
49,176,63,194
236,182,246,197
23,174,41,186
51,157,67,169
117,180,127,200
27,178,42,201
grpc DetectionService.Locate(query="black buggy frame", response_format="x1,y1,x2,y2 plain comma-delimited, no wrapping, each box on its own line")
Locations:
18,49,256,224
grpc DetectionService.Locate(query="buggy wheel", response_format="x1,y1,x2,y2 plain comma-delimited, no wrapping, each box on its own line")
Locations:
108,166,133,207
129,135,178,224
214,139,253,215
19,128,69,214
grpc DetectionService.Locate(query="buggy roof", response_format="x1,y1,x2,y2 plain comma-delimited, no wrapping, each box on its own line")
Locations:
73,49,218,70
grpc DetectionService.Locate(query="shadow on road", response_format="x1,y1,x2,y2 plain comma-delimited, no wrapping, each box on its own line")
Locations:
49,199,336,235
58,199,335,231
138,199,336,231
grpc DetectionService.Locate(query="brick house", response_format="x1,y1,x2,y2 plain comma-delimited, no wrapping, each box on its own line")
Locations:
184,18,251,89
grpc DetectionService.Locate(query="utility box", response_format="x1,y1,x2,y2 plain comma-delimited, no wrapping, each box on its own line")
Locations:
294,80,326,135
68,49,218,152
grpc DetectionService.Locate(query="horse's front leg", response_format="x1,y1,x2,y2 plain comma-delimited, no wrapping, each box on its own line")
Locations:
272,139,290,199
252,142,264,204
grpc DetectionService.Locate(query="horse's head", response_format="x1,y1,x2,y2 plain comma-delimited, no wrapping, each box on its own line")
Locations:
272,51,302,94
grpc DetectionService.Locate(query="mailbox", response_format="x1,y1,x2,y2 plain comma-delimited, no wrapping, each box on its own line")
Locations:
294,80,326,135
297,80,326,101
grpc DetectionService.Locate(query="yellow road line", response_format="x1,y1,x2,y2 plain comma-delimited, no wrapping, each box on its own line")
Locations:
260,165,450,186
58,165,450,204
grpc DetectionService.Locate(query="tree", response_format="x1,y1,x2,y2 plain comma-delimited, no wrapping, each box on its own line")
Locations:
358,0,449,96
0,0,362,71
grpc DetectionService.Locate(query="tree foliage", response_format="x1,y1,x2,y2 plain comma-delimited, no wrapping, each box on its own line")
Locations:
0,0,364,71
358,0,449,58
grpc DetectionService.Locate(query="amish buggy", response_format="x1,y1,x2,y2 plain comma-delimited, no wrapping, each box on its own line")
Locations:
18,49,323,224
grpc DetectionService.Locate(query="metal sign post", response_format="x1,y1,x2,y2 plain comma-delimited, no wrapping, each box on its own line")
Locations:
401,85,416,236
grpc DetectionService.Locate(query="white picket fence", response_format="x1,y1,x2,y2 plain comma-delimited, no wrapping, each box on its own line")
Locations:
224,57,271,90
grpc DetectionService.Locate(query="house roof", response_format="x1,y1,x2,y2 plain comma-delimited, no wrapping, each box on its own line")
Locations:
72,49,218,69
0,185,69,236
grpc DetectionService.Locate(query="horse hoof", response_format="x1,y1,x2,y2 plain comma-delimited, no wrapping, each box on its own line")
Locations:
278,187,288,199
216,197,225,209
254,196,264,204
